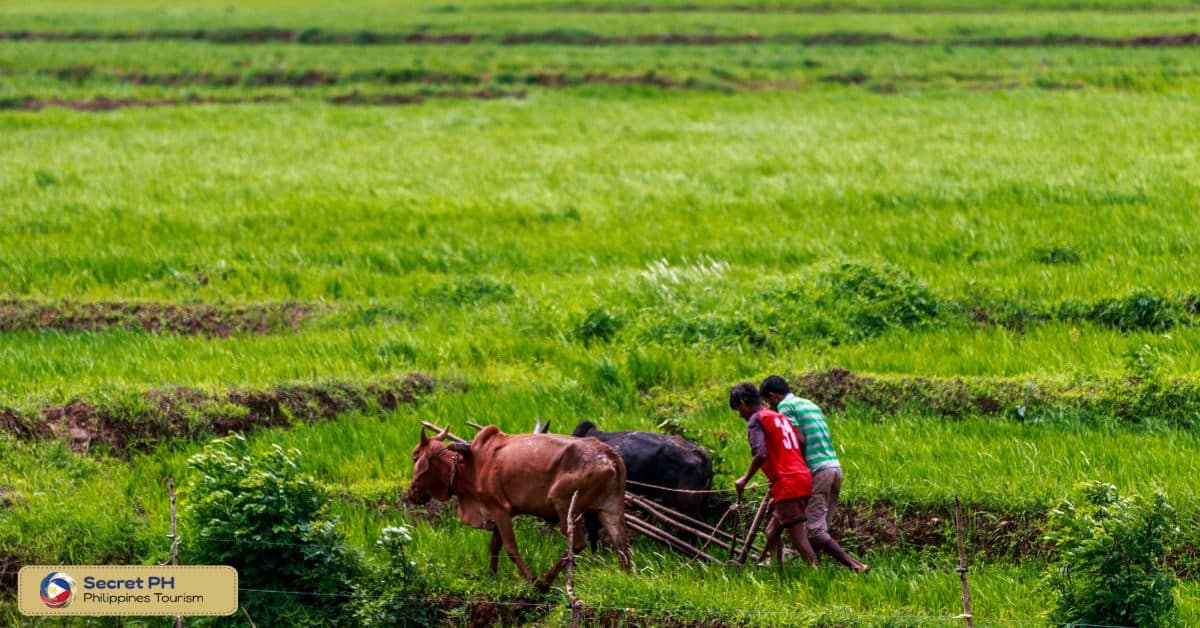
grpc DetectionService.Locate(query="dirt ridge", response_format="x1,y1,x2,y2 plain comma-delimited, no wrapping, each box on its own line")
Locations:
499,2,1200,14
792,366,1198,427
3,29,1199,47
0,374,440,452
0,90,523,111
41,67,690,89
0,299,313,336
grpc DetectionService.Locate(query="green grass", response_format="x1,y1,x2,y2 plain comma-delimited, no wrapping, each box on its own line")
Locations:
5,403,1200,623
7,42,1200,100
3,92,1200,303
8,321,1200,409
4,0,1200,623
5,0,1200,35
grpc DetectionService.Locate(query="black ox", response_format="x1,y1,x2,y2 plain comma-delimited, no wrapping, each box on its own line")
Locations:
564,420,713,545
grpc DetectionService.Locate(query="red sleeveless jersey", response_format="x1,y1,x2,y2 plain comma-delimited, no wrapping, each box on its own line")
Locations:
754,408,812,500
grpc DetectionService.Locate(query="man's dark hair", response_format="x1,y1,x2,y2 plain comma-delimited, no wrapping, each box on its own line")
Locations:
729,382,761,410
759,375,790,398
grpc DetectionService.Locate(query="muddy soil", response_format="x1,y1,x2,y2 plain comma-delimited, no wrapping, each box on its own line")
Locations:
56,68,684,89
0,299,312,336
4,29,1198,47
2,90,525,111
0,95,282,111
0,374,439,453
327,89,524,105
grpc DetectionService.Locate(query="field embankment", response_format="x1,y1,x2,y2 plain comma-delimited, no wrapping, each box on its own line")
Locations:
3,28,1200,47
0,374,438,451
0,299,313,335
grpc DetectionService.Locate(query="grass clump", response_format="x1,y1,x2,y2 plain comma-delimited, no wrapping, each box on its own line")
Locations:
575,305,621,344
444,277,515,307
790,261,942,343
1071,291,1191,333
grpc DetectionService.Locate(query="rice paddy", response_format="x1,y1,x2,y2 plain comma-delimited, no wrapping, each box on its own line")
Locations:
3,0,1199,624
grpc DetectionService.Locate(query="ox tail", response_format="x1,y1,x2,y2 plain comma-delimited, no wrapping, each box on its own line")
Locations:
572,420,599,437
598,446,632,571
606,445,627,490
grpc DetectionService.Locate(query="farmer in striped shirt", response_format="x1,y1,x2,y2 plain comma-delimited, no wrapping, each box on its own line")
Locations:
759,375,869,573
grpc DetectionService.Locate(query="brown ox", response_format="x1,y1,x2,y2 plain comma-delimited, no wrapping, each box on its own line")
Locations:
408,425,631,590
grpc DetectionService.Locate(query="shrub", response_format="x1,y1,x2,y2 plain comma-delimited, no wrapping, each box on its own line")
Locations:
183,434,364,625
1044,481,1178,627
351,526,429,627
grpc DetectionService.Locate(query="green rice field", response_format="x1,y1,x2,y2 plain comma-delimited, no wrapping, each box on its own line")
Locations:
3,0,1200,625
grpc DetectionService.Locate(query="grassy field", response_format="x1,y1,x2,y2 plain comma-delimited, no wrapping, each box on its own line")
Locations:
3,0,1200,625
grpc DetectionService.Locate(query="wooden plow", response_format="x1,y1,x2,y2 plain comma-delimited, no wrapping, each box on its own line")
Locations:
624,492,771,567
422,421,773,567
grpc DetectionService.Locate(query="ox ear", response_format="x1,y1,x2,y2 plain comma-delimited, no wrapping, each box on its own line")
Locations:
448,442,471,455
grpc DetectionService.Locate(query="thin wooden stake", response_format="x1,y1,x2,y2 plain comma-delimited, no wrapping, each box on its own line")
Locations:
954,497,975,628
168,474,183,628
566,491,582,628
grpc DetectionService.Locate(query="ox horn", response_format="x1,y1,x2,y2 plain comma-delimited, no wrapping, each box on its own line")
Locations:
435,425,451,441
534,417,551,434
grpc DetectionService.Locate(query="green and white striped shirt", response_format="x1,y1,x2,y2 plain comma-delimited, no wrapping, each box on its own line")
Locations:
777,393,840,473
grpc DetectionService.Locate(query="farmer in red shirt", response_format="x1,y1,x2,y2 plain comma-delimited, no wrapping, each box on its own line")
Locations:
730,382,818,566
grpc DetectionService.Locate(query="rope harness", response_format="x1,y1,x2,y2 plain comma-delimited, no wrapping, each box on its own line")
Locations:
625,479,762,494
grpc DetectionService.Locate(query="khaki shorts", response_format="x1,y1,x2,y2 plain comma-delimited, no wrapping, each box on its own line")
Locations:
806,467,842,537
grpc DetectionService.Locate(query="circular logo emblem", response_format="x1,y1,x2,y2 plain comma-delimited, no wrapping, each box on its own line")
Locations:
40,572,76,609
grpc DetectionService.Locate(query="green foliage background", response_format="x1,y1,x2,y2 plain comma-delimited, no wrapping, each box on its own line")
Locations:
4,0,1200,624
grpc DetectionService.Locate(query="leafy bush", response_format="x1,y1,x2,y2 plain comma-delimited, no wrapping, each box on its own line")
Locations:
1044,481,1178,627
183,434,364,625
351,526,429,627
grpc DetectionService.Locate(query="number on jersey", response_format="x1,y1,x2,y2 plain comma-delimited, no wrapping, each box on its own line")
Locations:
774,417,799,450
